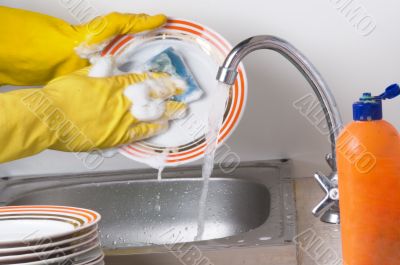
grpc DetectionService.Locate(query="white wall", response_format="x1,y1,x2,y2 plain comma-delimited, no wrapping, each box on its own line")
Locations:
1,0,399,178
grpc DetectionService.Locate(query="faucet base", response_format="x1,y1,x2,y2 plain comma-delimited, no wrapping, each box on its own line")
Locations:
320,203,340,224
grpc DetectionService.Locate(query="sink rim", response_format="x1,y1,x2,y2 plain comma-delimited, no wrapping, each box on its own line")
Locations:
0,160,296,255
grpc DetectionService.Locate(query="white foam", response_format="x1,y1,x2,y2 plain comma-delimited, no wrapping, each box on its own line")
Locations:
115,39,219,147
124,83,166,122
88,57,188,173
89,57,187,123
88,56,115,77
123,77,187,122
75,38,113,60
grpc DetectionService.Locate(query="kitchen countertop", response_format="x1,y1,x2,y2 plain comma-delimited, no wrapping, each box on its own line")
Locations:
182,176,343,265
166,176,343,265
0,171,342,265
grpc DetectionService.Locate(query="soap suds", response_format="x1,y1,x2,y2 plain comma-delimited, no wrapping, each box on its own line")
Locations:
88,56,116,77
124,83,166,122
89,57,188,123
75,38,113,60
145,77,187,100
123,77,187,122
87,56,188,172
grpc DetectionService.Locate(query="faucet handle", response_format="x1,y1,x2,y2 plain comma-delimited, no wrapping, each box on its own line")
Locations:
312,171,340,223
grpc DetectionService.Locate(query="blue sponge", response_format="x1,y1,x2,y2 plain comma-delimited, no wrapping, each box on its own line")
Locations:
145,47,203,103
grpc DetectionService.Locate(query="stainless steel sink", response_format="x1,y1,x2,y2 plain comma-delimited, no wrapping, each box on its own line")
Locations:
0,160,297,265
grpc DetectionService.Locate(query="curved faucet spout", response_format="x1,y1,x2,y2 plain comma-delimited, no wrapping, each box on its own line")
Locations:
217,35,343,223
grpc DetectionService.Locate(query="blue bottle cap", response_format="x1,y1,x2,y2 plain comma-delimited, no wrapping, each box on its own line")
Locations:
353,84,400,121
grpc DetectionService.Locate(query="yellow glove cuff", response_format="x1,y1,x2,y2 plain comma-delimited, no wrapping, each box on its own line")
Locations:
0,89,57,162
0,6,167,86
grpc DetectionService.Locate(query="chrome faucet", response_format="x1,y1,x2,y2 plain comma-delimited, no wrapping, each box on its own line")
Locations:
216,35,343,224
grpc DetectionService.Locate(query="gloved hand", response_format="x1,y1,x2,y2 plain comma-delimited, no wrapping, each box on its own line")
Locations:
0,6,167,86
0,68,187,163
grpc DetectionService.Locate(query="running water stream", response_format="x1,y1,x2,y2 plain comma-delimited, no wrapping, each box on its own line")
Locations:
89,56,231,241
195,83,230,241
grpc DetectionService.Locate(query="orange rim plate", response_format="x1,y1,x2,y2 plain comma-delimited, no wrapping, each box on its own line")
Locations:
101,19,247,166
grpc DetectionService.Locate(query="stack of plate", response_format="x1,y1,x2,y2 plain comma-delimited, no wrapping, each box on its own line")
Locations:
0,206,103,265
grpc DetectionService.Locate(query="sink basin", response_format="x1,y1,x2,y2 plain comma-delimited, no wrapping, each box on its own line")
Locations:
0,160,296,265
10,178,269,246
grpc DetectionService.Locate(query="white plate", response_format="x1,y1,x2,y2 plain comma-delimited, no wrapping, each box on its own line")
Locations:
116,38,221,148
8,240,102,265
0,226,98,255
0,214,85,230
0,232,99,262
0,206,100,247
0,219,76,243
101,19,247,166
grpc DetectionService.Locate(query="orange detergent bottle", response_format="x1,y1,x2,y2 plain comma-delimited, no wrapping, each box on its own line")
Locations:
337,84,400,265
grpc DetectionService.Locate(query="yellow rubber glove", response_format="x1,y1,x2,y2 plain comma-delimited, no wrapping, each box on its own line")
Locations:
0,68,187,163
0,6,167,86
